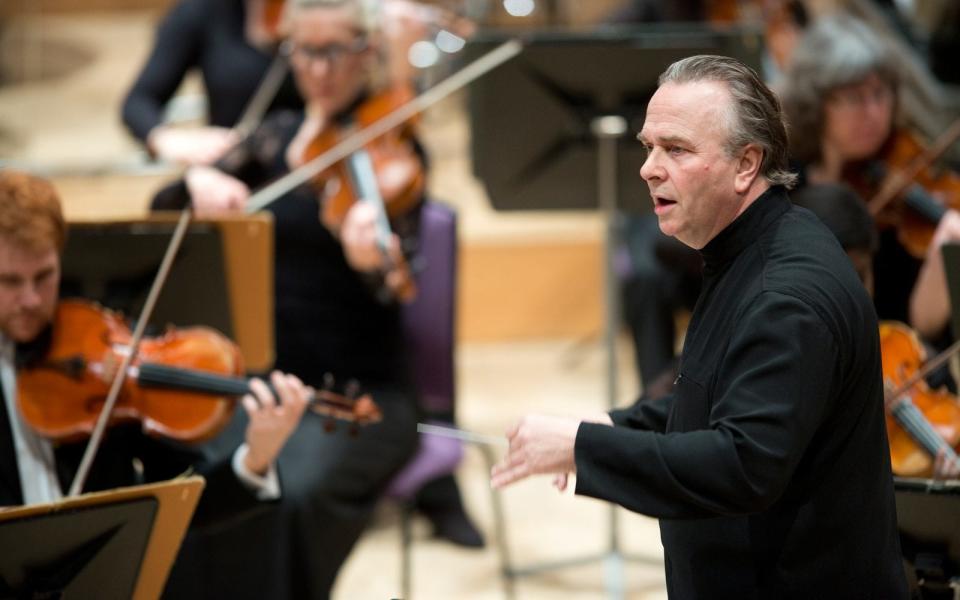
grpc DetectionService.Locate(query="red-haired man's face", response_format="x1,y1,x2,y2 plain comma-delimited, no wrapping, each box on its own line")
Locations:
0,237,59,343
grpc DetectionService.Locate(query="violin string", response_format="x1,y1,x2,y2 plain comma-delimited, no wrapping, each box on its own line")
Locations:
894,405,937,456
895,401,940,453
137,363,250,397
137,363,341,411
893,398,955,459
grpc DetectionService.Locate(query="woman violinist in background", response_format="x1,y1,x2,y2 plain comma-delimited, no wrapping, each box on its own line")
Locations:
781,14,960,349
127,0,482,553
121,0,304,165
151,0,464,596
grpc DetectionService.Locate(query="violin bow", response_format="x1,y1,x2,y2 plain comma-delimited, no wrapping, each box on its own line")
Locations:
67,208,195,497
884,336,960,405
244,38,523,213
234,53,291,140
868,118,960,217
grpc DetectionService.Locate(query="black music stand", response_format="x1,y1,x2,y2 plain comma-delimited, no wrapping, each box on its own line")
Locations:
894,477,960,598
0,497,157,598
467,25,764,599
0,477,204,600
59,221,233,337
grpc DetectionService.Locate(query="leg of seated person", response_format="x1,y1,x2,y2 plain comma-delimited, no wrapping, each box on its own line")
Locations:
414,473,484,548
622,214,684,385
187,386,418,600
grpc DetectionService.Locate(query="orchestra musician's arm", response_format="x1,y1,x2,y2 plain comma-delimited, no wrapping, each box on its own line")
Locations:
188,371,308,527
155,109,422,302
121,0,239,165
909,210,960,339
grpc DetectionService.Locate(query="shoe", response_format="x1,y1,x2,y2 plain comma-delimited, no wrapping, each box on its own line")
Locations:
426,510,485,548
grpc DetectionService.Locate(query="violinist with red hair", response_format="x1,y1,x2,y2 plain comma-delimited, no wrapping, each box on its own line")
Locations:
0,169,311,600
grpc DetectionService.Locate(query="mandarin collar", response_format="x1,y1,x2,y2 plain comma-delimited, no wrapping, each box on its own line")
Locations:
699,185,791,269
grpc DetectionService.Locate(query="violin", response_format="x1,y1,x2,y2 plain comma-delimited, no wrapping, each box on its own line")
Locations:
17,300,382,444
258,0,286,41
880,321,960,476
846,125,960,258
303,85,426,302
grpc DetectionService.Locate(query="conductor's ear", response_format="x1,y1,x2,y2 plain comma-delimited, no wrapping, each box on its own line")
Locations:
734,144,763,193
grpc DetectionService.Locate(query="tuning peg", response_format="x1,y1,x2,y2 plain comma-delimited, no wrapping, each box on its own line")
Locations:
345,379,360,399
323,372,335,391
348,423,360,437
323,417,336,433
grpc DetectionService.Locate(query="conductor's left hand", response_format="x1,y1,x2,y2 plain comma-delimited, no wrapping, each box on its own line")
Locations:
241,371,310,475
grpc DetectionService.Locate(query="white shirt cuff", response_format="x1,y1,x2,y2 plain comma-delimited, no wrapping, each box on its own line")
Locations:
231,444,281,501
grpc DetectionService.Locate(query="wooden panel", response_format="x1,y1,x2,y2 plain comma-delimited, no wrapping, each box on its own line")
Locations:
459,240,603,341
54,172,174,222
5,0,173,14
216,215,275,372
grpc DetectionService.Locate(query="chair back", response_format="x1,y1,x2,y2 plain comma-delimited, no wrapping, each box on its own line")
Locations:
401,202,457,416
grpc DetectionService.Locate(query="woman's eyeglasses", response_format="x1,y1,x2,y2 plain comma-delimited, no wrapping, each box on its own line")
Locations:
282,37,369,68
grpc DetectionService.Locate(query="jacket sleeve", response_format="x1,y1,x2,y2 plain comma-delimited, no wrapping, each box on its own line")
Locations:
121,0,207,142
574,291,841,518
138,436,274,531
608,393,671,432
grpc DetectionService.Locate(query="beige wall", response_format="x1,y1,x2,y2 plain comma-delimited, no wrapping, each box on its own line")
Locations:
4,0,173,14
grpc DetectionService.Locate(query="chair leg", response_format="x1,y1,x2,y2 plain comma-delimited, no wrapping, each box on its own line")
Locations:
479,446,517,600
400,502,413,599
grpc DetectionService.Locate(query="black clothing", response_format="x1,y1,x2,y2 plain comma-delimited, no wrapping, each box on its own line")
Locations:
0,385,23,506
121,0,302,142
575,187,908,598
153,108,420,599
793,164,920,326
0,382,22,506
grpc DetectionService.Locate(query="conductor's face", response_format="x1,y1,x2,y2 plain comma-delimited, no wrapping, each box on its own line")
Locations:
639,80,750,250
0,236,60,343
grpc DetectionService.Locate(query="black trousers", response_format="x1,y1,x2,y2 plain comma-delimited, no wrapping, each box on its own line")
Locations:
165,385,418,600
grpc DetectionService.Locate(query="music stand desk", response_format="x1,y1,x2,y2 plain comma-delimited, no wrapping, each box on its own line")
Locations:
0,476,204,600
64,213,275,372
